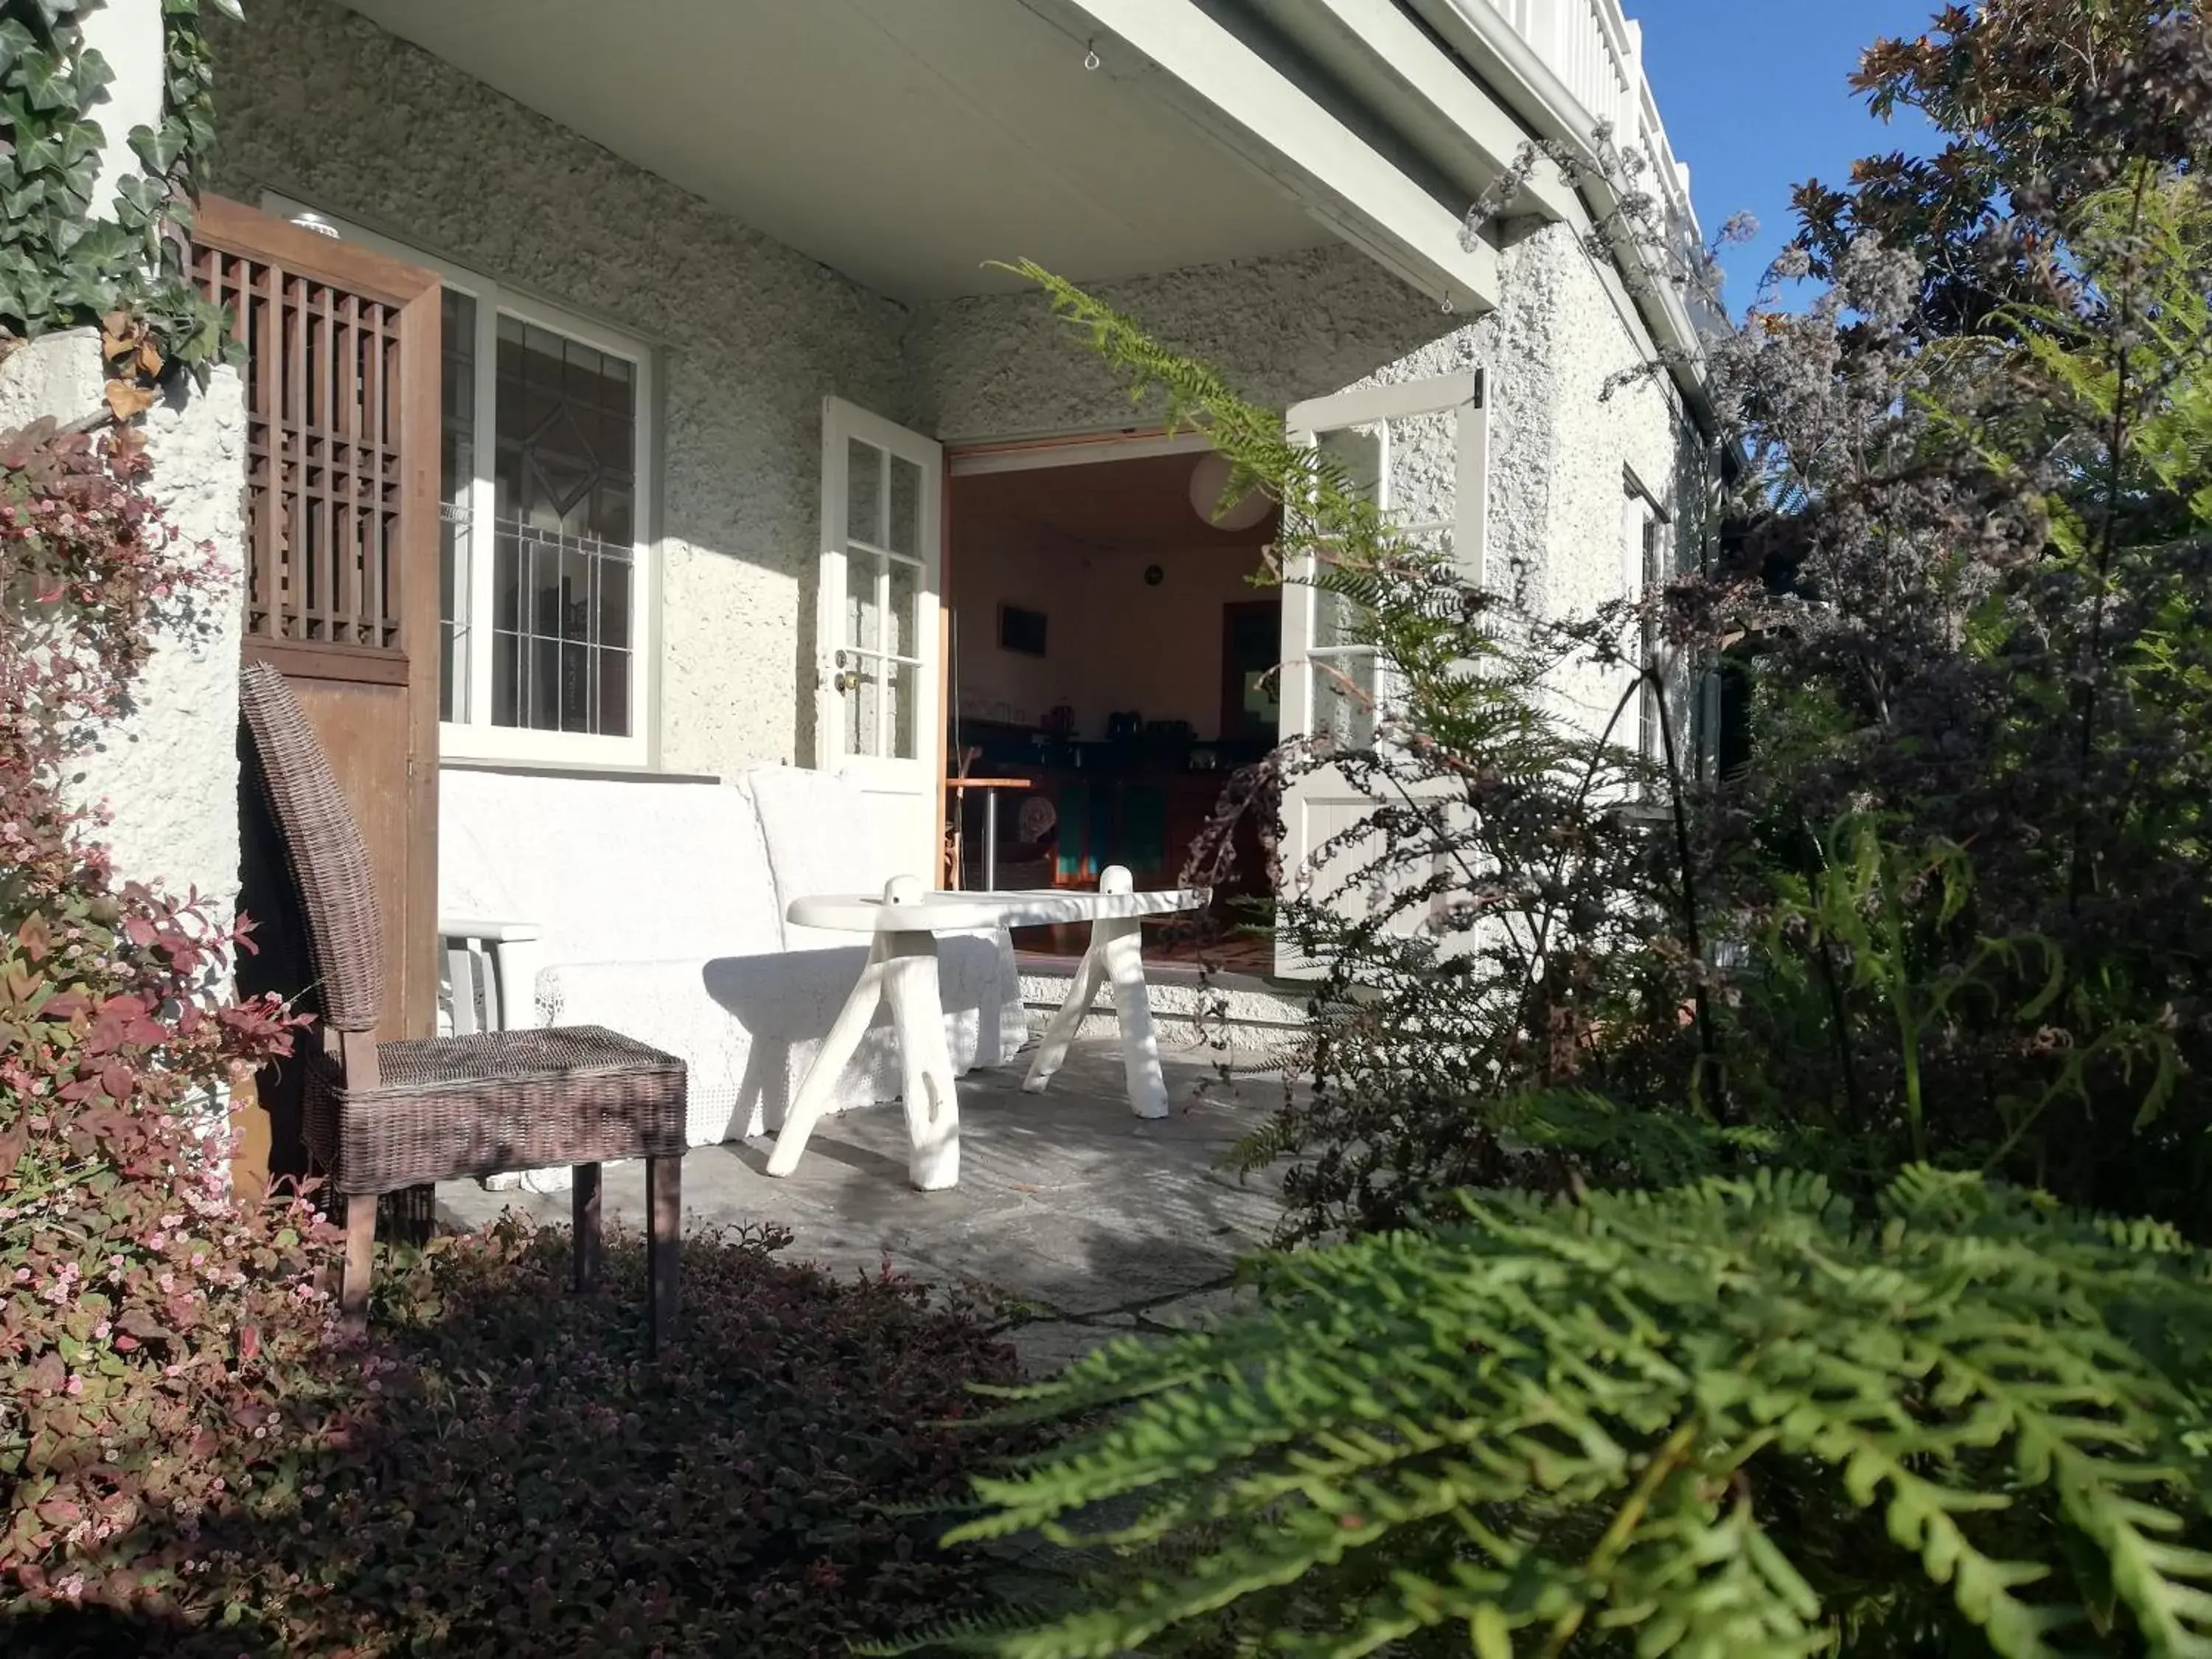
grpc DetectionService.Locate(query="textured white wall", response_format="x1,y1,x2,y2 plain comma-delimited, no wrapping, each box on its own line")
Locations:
207,0,1700,790
0,330,248,917
204,0,910,779
77,0,165,222
1510,229,1704,745
905,243,1468,444
908,224,1702,654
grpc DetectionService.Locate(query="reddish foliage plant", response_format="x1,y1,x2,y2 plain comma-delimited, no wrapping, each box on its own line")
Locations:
0,415,341,1620
0,419,1030,1657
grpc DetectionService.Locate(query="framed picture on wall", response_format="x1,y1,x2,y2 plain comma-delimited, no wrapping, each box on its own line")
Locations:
999,603,1048,657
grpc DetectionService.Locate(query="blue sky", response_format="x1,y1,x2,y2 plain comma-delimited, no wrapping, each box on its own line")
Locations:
1632,0,1944,307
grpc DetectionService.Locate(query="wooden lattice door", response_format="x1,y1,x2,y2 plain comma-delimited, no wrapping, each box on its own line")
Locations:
192,195,442,1043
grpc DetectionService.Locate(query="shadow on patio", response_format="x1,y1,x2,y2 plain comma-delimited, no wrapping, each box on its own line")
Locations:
435,1037,1302,1371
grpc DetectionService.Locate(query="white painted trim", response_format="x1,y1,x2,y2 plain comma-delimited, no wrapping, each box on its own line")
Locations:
1287,369,1481,436
948,429,1217,476
1623,462,1669,521
1052,0,1499,314
1277,369,1489,976
818,397,946,877
260,192,658,769
1270,0,1579,224
1458,367,1491,591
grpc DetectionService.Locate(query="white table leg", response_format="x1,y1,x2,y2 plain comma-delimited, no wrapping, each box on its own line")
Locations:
1100,913,1168,1119
1022,865,1166,1119
883,934,960,1189
765,935,890,1178
1022,942,1106,1096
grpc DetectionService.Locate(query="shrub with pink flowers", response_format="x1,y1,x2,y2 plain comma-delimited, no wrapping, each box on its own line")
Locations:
0,412,1037,1655
0,414,347,1621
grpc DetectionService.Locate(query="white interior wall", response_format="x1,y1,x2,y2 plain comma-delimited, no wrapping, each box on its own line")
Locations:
949,501,1269,742
1068,544,1267,740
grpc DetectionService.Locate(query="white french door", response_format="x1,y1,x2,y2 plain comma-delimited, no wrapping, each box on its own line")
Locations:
1276,371,1487,977
816,397,944,880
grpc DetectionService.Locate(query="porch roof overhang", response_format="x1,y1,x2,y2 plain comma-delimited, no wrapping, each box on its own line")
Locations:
339,0,1500,313
1404,0,1720,419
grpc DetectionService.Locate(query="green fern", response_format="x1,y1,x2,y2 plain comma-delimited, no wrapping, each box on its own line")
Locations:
896,1169,2212,1658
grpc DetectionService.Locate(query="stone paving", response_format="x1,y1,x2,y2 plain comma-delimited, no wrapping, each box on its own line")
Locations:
433,1037,1296,1373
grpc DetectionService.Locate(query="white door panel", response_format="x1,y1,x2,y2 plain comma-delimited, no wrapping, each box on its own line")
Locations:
817,397,942,880
1276,371,1486,978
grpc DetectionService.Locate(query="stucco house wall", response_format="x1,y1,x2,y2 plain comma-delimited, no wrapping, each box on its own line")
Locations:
0,332,248,920
1510,226,1706,743
909,221,1703,668
203,0,910,782
204,0,1703,795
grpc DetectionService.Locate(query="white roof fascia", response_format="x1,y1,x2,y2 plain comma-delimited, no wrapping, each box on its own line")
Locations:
1266,0,1579,226
1051,0,1501,316
1406,0,1710,409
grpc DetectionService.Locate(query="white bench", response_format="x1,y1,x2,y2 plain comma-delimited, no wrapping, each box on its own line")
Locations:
437,766,1026,1158
765,866,1209,1189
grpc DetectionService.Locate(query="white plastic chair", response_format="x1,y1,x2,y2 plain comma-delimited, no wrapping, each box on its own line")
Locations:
439,918,569,1194
440,917,544,1034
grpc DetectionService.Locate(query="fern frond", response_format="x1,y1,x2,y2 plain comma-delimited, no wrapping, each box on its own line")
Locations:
939,1171,2212,1658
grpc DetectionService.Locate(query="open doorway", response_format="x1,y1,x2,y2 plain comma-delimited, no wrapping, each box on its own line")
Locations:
945,445,1279,970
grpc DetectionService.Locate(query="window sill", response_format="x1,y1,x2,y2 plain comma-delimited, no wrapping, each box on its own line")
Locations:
439,721,649,772
439,757,719,786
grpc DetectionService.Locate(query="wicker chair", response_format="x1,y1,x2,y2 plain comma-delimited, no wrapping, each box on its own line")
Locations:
238,661,688,1347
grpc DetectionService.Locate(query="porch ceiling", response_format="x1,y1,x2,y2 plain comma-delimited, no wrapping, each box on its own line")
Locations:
954,452,1279,553
341,0,1333,302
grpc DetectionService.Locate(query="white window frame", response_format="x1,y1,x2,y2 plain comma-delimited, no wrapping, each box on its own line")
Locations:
261,193,658,769
1282,369,1489,748
1273,370,1488,978
1622,474,1671,766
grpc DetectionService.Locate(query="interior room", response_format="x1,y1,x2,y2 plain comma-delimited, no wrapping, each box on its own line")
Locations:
945,447,1281,969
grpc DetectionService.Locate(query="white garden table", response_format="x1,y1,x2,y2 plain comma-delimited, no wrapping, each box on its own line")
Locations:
765,865,1208,1190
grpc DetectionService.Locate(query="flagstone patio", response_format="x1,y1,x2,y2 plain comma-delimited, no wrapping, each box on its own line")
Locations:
433,1039,1298,1372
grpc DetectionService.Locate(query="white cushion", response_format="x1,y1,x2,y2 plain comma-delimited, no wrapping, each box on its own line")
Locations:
741,764,898,950
439,762,1026,1154
439,769,782,966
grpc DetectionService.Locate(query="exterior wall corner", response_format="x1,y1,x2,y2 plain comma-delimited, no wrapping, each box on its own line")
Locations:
0,332,248,922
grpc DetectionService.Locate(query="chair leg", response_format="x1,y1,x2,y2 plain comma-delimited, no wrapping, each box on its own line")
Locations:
647,1155,681,1355
766,937,891,1178
573,1161,602,1291
340,1194,376,1328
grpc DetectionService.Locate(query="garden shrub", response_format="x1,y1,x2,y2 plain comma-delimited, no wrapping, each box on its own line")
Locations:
0,417,1032,1658
896,7,2212,1653
923,1169,2212,1658
11,1218,1028,1658
0,417,343,1620
0,10,1027,1655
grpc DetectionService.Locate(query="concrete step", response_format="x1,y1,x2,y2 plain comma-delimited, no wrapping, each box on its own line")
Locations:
1015,955,1310,1075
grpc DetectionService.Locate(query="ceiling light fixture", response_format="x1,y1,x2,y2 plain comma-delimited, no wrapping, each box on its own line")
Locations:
1189,451,1271,532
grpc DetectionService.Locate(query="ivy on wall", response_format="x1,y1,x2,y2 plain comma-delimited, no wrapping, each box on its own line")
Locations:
0,0,237,410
